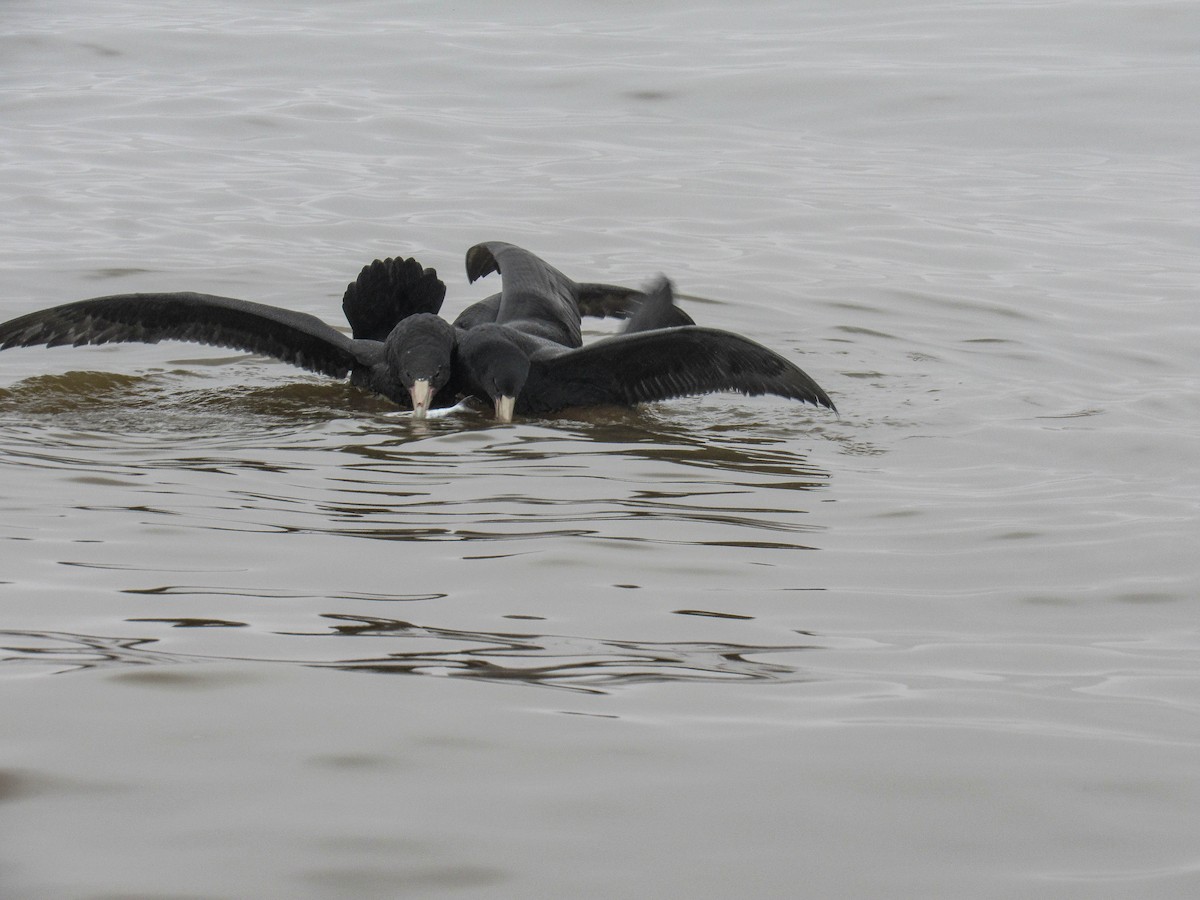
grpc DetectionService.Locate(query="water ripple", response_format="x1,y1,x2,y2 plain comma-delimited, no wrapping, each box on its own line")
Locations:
0,623,821,694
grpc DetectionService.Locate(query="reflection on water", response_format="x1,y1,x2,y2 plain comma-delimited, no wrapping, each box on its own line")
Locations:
0,349,835,709
0,630,178,673
308,614,820,691
0,621,821,693
0,367,838,469
3,0,1198,893
0,368,395,430
1,367,832,555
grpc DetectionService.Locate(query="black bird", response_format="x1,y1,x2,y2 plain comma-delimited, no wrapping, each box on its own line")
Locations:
0,251,647,418
454,241,593,421
340,254,456,413
454,244,835,421
0,253,463,415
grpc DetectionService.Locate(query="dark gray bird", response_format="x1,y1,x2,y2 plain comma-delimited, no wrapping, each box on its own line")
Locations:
454,241,591,421
0,255,462,415
0,286,459,411
453,242,835,421
340,254,455,413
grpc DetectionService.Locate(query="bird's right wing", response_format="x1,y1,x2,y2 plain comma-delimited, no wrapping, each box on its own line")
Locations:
0,292,373,379
523,326,836,414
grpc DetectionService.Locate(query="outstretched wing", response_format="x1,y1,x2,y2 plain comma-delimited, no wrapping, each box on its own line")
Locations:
0,292,371,379
341,256,446,341
522,326,836,413
465,242,581,347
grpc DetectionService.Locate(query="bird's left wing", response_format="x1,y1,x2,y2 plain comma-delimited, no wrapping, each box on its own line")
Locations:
0,292,371,379
465,242,582,347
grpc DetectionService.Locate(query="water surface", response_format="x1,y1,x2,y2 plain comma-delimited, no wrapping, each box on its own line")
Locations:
2,1,1198,897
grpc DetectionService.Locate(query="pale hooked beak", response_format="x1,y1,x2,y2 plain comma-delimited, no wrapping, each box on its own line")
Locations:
494,394,516,423
409,379,433,419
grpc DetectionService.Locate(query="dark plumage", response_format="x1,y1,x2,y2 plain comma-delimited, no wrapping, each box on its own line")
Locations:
0,244,835,424
464,241,585,348
453,241,594,420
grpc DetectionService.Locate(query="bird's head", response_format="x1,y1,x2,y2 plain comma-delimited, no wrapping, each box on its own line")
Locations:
385,313,456,417
456,325,530,423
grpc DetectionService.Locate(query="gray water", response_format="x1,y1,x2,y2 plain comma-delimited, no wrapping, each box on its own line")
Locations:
2,1,1198,897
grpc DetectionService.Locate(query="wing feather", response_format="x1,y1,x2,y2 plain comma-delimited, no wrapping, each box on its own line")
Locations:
0,292,368,379
523,327,835,413
465,242,582,347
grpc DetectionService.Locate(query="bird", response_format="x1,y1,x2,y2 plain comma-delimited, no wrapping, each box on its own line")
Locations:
0,286,453,410
339,254,456,412
453,240,598,421
0,250,648,418
0,244,836,423
453,243,835,421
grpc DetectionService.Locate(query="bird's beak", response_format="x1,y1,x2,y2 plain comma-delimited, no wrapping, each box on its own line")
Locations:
494,395,516,423
409,379,433,419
